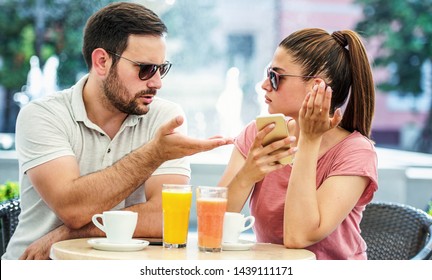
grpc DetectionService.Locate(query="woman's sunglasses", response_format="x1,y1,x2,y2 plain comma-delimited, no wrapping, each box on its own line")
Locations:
266,67,317,91
107,51,172,80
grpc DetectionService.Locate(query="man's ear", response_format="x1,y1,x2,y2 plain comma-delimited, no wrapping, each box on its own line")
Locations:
91,48,111,77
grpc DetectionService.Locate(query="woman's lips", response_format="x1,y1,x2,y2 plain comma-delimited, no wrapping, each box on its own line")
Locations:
265,95,272,104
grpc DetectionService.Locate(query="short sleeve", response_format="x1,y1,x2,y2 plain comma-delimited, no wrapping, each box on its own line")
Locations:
15,102,75,173
234,120,257,158
325,133,378,205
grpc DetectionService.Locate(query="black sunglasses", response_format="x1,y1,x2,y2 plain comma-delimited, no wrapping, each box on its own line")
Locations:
267,67,317,91
107,51,172,80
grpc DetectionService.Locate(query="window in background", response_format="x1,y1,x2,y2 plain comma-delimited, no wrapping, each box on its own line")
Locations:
0,0,430,156
1,0,431,216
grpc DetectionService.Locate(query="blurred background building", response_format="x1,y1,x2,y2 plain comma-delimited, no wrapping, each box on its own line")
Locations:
0,0,431,210
1,0,430,151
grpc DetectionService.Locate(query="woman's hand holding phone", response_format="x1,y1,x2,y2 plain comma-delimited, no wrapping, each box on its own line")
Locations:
256,113,295,165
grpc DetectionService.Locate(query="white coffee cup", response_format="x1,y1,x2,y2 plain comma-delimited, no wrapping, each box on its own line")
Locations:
222,212,255,243
92,210,138,243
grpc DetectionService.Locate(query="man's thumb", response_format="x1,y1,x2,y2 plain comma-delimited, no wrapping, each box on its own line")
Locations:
163,115,184,134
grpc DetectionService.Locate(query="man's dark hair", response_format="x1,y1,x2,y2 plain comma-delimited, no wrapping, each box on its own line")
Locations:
82,2,167,69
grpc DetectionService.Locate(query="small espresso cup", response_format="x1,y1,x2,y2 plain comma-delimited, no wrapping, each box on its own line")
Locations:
92,210,138,243
222,212,255,243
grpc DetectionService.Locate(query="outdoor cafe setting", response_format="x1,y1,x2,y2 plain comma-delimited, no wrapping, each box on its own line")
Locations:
49,185,316,260
1,0,432,279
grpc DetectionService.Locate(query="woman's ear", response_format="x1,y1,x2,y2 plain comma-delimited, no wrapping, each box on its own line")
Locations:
306,78,321,90
91,48,111,77
313,78,324,86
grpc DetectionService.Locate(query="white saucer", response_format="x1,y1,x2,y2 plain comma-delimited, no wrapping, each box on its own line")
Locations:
222,239,256,251
88,238,149,252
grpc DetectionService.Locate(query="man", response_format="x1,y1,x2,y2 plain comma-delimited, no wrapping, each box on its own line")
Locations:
2,2,232,260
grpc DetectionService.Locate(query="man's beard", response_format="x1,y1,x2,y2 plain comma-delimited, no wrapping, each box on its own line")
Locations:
102,68,155,115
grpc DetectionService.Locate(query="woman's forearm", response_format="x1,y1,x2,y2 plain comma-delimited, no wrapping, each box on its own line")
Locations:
284,136,321,247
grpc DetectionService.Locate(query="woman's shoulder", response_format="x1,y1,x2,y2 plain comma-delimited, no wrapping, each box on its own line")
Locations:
321,130,377,164
342,131,376,151
233,120,258,155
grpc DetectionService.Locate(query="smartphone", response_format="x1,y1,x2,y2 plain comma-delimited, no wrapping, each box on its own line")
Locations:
146,237,163,246
256,113,293,165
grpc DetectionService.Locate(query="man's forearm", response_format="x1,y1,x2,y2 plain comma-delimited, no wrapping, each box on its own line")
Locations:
126,202,162,238
59,142,165,228
58,221,104,240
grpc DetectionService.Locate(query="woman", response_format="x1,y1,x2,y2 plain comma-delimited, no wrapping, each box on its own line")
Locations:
218,28,378,259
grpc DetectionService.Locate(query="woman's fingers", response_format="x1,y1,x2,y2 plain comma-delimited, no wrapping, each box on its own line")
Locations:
313,81,326,114
303,81,333,116
306,84,318,117
253,123,296,156
261,136,295,154
302,80,334,120
252,123,275,149
251,122,296,168
299,80,344,139
300,92,311,118
321,86,332,115
330,108,343,129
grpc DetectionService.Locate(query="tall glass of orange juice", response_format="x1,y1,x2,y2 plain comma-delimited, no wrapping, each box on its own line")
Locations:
196,186,228,252
162,184,192,248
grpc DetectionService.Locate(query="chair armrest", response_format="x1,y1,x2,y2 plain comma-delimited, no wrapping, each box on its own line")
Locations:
411,224,432,260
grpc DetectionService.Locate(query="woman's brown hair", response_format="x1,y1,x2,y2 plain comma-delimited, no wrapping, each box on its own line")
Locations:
279,28,375,138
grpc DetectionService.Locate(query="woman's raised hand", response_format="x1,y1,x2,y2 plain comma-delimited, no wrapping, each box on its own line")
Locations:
299,80,342,140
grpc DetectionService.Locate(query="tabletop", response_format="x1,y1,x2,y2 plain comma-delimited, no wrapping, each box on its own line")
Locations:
50,234,316,260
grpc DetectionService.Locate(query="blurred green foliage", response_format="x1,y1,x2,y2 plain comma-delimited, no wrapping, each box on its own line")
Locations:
355,0,432,153
355,0,432,95
0,181,19,203
0,0,219,91
0,3,33,91
427,201,432,216
0,0,112,94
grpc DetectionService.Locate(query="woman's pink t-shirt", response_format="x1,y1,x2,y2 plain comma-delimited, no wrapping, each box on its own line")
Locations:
234,121,378,260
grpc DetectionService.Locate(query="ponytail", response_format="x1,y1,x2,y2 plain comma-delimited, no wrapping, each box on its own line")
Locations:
339,30,375,138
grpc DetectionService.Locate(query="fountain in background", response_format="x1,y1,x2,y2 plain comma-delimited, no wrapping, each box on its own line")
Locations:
26,56,44,99
256,80,268,116
13,55,59,107
216,67,244,138
42,55,59,95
